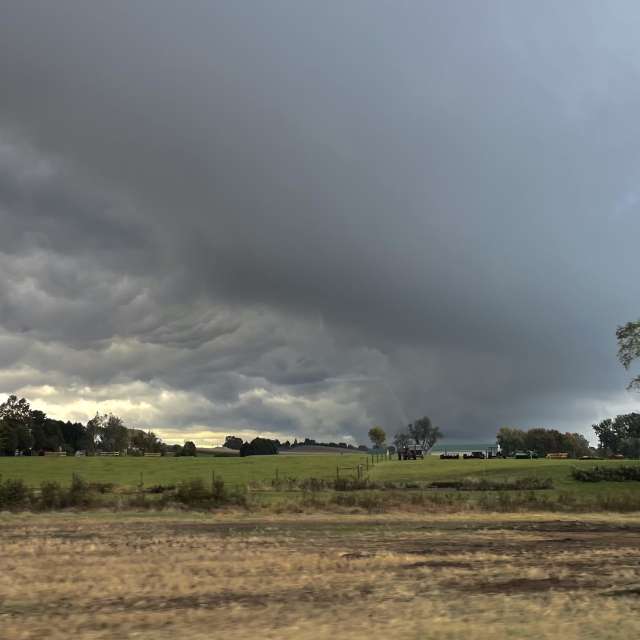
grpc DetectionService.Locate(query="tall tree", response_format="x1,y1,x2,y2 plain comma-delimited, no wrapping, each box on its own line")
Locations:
393,431,411,450
617,319,640,389
408,416,442,453
368,426,386,449
0,395,32,423
591,413,640,456
496,427,526,456
224,435,244,450
182,441,197,456
0,396,34,454
100,414,129,452
85,413,104,455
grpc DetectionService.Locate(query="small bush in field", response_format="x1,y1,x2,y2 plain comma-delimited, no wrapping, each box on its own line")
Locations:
429,477,553,491
333,478,380,491
175,478,211,506
572,465,640,482
0,478,32,509
145,484,176,494
67,473,96,507
174,477,246,508
299,477,329,492
39,481,64,510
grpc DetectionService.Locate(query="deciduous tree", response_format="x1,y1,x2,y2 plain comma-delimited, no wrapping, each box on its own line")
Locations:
408,416,442,453
368,426,386,449
617,319,640,389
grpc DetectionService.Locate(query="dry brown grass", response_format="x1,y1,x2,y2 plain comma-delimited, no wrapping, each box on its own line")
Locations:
1,511,640,639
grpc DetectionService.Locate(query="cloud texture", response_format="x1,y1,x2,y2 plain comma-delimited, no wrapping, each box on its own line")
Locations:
1,2,639,443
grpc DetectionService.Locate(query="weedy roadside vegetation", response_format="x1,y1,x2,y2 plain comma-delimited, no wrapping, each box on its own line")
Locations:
3,458,640,513
0,474,247,512
572,464,640,482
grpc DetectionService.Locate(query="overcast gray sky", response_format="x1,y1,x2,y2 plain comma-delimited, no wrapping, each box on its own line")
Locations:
1,1,638,444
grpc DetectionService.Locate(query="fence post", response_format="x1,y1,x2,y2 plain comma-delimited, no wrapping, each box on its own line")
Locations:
336,465,340,480
139,471,144,488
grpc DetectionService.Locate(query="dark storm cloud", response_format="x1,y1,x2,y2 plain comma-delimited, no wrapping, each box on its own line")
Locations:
1,1,639,441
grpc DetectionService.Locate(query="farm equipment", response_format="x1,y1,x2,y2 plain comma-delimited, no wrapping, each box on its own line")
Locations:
398,446,425,460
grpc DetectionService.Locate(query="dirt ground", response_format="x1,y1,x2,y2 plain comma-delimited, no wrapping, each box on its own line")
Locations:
1,511,640,639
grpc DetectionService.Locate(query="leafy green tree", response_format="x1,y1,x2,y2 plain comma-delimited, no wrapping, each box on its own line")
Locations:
562,432,591,458
239,438,278,456
408,416,442,453
0,420,18,456
393,431,411,450
100,414,129,452
0,395,32,423
60,421,88,452
368,426,386,449
129,429,164,454
85,414,103,455
496,427,526,456
524,428,565,456
593,413,640,455
182,441,197,456
617,319,640,389
0,396,34,454
224,435,244,450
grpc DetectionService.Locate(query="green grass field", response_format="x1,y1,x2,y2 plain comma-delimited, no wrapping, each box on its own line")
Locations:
2,454,640,498
0,453,369,488
371,456,640,496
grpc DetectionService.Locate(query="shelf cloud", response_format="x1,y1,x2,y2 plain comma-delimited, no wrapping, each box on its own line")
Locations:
1,2,639,443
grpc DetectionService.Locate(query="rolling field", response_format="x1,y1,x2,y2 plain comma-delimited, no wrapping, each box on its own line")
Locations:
1,454,640,495
2,511,640,639
0,453,369,488
371,457,640,496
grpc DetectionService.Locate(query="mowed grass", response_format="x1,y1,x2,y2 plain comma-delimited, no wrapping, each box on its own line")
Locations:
371,456,640,496
0,453,369,488
2,454,640,499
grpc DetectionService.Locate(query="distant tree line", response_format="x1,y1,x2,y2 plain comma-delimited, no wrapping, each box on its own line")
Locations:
497,427,591,458
0,395,193,457
223,435,368,456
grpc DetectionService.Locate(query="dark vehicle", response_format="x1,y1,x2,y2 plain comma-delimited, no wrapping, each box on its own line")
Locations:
440,452,460,460
514,450,539,459
398,445,425,460
463,451,486,459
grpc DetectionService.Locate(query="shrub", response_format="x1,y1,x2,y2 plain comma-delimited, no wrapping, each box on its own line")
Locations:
88,482,115,494
270,475,299,491
0,478,32,509
175,478,212,506
145,484,176,494
332,491,385,512
173,477,247,508
333,478,380,491
39,481,64,510
571,465,640,482
67,473,95,507
299,477,329,492
429,477,553,491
